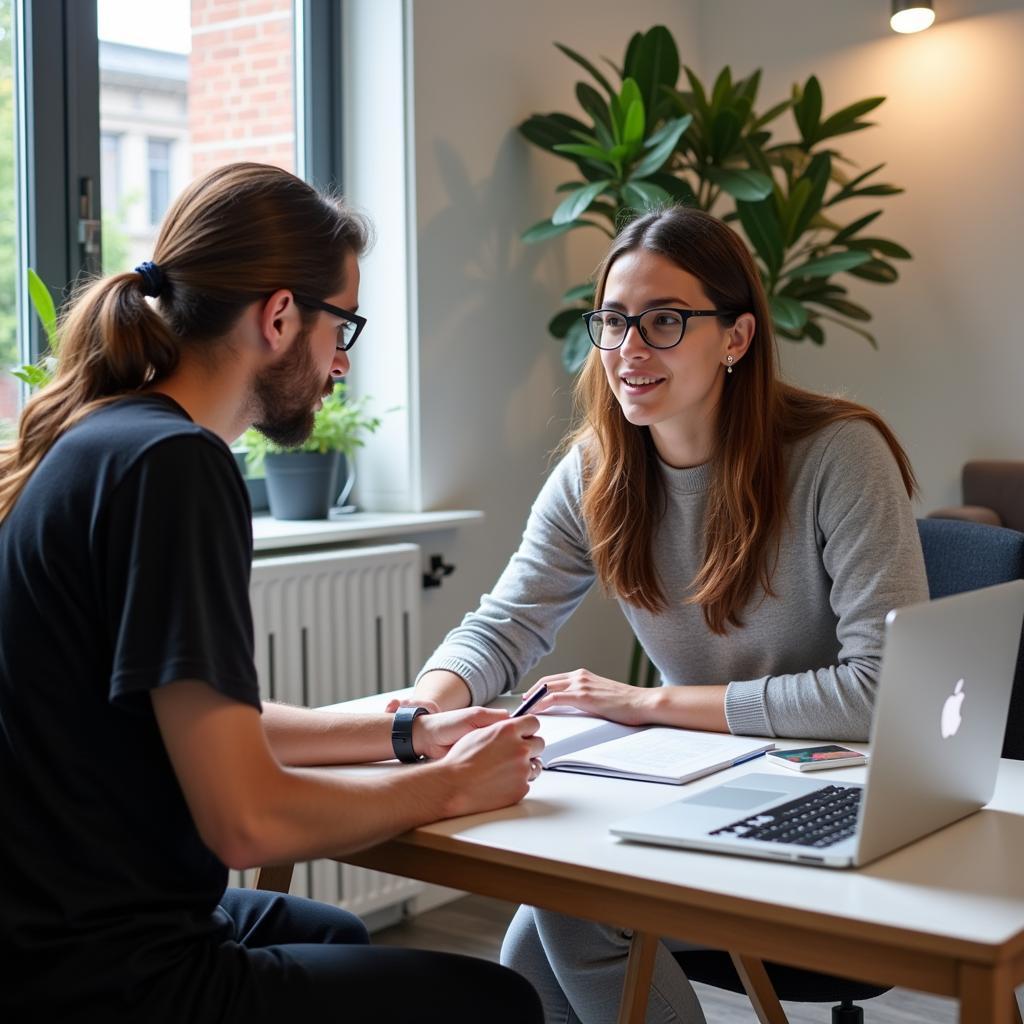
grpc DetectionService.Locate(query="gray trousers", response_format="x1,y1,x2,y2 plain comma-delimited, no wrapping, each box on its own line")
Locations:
500,905,708,1024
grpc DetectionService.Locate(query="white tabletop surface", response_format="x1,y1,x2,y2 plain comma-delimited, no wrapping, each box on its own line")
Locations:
322,691,1024,951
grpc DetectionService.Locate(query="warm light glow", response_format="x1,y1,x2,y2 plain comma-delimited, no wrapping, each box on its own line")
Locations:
890,6,936,33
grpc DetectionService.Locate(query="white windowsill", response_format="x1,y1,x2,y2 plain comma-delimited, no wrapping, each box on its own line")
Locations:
252,510,484,552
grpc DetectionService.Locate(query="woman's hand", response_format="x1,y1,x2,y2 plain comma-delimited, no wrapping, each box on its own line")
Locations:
411,706,511,760
521,668,657,726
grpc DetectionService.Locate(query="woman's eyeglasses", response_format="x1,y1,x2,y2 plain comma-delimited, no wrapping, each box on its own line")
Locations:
582,307,740,350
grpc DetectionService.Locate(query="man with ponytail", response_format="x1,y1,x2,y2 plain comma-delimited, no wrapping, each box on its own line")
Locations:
394,206,929,1022
0,163,543,1023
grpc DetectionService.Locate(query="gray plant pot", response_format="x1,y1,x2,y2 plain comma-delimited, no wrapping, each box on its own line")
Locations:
264,450,342,520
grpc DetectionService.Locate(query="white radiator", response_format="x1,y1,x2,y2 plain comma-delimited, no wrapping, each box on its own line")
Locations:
231,542,426,919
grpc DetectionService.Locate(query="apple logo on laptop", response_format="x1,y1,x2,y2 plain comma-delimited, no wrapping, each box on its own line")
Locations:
941,679,966,739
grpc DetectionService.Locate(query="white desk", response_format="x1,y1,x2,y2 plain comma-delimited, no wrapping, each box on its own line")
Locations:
324,693,1024,1023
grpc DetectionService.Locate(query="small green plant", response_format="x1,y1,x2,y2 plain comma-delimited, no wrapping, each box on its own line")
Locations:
11,268,59,389
240,382,383,476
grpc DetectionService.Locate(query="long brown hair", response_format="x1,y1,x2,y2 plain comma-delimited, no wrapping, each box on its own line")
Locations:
0,162,370,521
568,206,915,634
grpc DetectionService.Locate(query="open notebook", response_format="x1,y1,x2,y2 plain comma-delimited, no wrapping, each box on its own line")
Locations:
534,711,775,785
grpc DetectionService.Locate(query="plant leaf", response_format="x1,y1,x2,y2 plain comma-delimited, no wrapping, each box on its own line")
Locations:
709,109,743,161
847,237,912,260
771,295,809,331
554,42,616,97
813,295,872,320
790,151,831,241
736,198,785,275
631,25,680,121
817,96,885,140
552,180,612,225
631,114,692,178
522,217,589,244
518,112,592,152
804,318,825,345
793,75,822,145
832,209,883,244
623,98,645,148
621,180,671,211
817,311,878,349
752,97,793,130
709,65,733,115
562,318,593,372
27,269,59,350
552,142,621,168
848,258,899,283
549,307,586,339
576,82,613,134
784,249,872,280
704,167,773,202
645,171,698,205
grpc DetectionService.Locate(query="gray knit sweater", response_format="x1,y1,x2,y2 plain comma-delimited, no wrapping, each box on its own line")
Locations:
418,420,928,741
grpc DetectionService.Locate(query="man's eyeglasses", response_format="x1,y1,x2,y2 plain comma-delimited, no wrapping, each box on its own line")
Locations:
582,307,741,351
293,295,367,351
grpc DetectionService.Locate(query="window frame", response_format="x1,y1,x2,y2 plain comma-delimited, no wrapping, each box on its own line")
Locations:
17,0,101,364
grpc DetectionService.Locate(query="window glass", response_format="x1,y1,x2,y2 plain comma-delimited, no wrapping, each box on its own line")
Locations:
97,0,297,274
0,0,18,436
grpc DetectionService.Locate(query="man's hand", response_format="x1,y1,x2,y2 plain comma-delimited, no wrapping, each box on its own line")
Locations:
520,668,658,726
411,706,509,760
434,716,545,819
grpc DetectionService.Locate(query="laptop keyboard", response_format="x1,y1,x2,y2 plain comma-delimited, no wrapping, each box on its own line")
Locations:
708,785,862,848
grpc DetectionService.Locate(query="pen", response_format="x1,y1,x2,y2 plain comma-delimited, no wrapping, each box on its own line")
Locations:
511,683,548,718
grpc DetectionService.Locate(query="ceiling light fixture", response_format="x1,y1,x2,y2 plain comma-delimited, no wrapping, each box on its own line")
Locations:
890,0,936,33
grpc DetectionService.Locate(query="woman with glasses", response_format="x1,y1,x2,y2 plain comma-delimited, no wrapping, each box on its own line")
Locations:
394,205,927,1022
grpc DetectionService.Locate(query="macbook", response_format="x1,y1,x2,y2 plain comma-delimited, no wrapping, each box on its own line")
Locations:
609,580,1024,868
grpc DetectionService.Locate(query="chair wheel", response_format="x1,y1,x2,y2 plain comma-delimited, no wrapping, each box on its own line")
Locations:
832,999,864,1024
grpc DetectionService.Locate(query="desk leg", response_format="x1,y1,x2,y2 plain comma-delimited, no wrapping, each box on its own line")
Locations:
958,963,1016,1024
253,863,295,894
729,954,790,1024
617,931,658,1024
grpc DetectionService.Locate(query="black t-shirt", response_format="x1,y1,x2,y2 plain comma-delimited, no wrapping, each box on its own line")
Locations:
0,395,259,1019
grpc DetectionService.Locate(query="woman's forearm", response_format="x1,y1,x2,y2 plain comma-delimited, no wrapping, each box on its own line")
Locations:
647,684,730,733
415,670,473,710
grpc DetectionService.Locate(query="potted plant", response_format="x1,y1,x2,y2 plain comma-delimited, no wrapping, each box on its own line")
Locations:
241,382,383,521
519,25,911,370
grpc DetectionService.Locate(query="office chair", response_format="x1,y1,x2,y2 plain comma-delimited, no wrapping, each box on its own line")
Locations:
672,517,1024,1024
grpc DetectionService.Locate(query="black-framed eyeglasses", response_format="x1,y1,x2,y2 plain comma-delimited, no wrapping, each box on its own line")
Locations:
582,307,742,350
293,295,367,351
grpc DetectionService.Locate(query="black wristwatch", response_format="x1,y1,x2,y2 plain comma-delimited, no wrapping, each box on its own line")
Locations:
392,706,431,763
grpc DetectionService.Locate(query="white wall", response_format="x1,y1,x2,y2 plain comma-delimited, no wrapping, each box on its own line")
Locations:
403,0,700,683
695,0,1024,513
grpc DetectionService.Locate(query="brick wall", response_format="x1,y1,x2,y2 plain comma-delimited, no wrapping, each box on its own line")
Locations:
189,0,295,178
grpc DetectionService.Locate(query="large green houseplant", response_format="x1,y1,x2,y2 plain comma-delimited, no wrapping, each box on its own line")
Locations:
241,383,383,521
520,25,911,372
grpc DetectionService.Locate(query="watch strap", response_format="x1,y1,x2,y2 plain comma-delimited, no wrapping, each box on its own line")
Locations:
392,706,430,763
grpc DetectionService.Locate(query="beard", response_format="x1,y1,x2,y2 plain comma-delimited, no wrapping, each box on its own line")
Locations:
250,326,335,448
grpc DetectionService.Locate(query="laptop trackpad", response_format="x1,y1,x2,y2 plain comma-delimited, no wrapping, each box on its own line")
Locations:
684,786,789,811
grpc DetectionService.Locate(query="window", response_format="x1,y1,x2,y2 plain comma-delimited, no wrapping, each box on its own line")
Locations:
6,0,346,454
146,137,172,225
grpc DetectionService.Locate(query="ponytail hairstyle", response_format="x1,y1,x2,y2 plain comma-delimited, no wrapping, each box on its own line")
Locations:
0,162,370,521
567,206,916,634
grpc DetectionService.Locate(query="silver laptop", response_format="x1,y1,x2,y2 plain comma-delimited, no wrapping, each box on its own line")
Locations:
609,580,1024,868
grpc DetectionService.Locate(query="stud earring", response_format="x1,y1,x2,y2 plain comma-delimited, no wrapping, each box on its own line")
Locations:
726,355,734,374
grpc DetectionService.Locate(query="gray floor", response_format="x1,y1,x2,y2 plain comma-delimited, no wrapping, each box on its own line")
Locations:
375,893,979,1022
